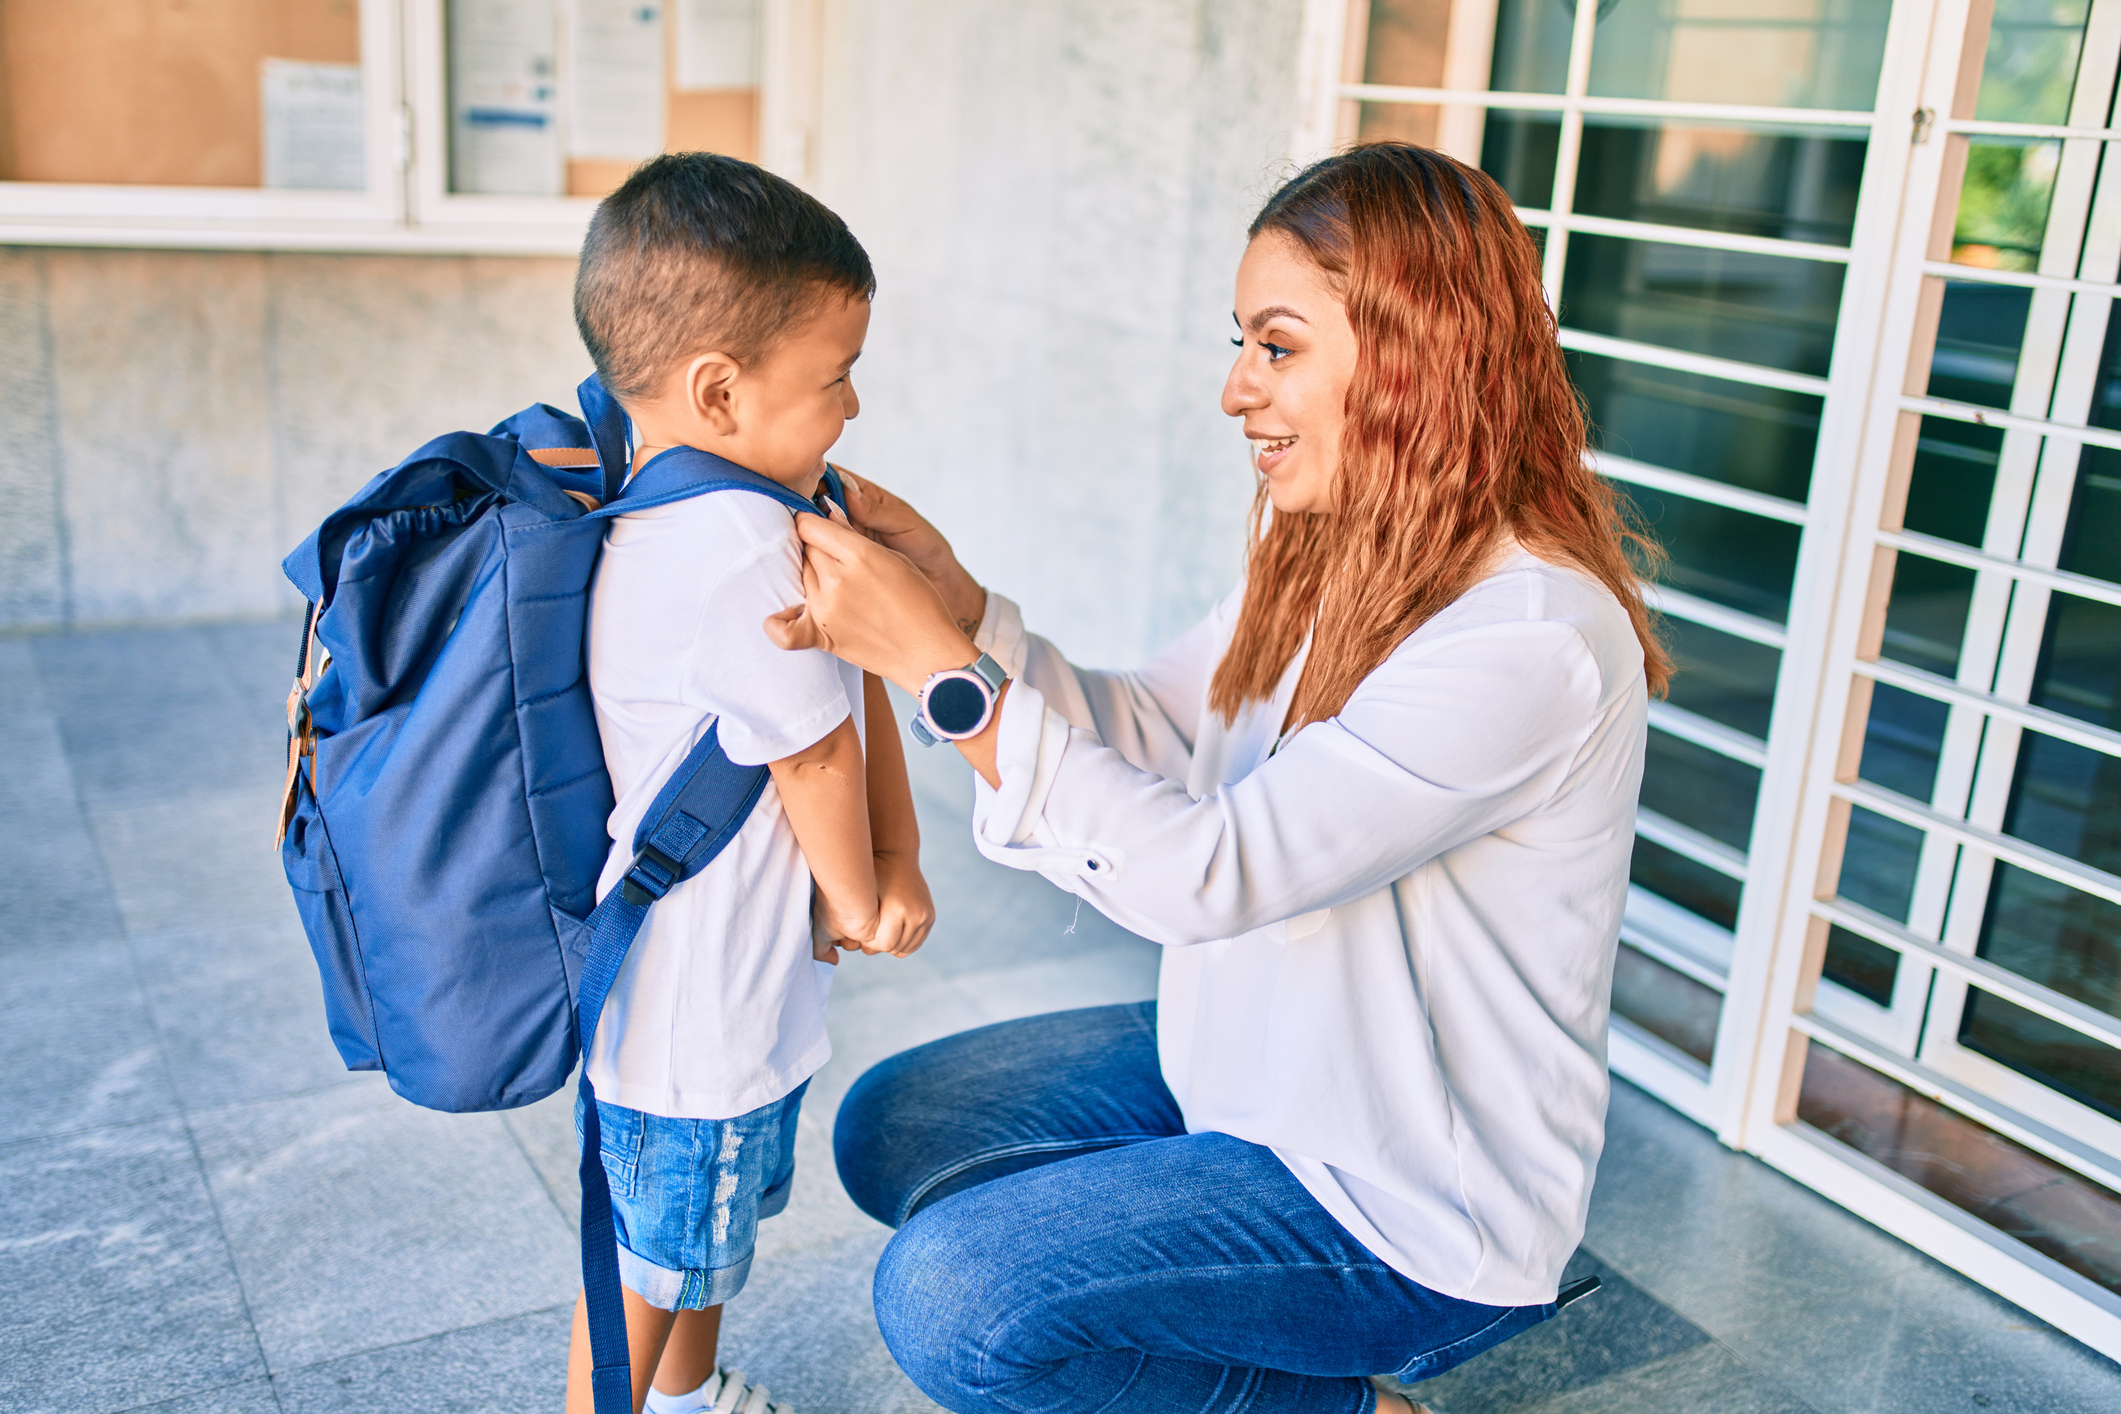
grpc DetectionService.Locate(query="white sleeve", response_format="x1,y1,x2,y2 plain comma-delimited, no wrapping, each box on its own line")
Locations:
969,620,1605,947
680,506,854,767
974,590,1232,780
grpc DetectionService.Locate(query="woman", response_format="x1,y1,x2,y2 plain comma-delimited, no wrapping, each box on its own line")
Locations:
767,144,1667,1414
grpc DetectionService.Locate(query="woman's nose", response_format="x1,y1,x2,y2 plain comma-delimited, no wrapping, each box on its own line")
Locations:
1221,354,1262,419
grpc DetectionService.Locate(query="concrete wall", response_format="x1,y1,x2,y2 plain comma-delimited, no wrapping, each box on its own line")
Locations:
0,0,1303,666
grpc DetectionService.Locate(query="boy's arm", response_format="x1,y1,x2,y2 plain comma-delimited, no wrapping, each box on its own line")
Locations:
863,672,934,957
770,713,878,951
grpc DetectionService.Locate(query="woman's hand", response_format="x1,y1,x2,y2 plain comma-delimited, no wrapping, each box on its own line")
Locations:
834,468,987,636
763,513,977,694
864,852,936,958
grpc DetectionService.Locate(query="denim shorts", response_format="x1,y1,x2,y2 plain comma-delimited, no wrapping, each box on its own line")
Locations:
576,1080,807,1310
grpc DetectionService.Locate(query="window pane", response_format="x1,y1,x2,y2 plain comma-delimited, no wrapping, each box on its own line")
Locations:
1966,867,2121,1122
1488,0,1572,95
1358,101,1444,149
1663,615,1780,739
1576,350,1821,502
1479,111,1563,207
1586,0,1894,111
0,1,366,189
1976,0,2096,125
1880,552,1975,676
1951,139,2062,273
1560,233,1846,379
1632,836,1743,930
1641,727,1760,853
1838,805,1922,921
1613,943,1721,1066
1797,1041,2121,1296
1573,121,1867,246
1613,478,1803,622
2002,731,2121,876
1823,924,1899,1005
2032,593,2121,728
1359,0,1447,87
1903,416,2003,548
1927,281,2031,410
1858,683,1950,801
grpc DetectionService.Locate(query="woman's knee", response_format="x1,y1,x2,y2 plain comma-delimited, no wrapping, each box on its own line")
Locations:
872,1204,1016,1411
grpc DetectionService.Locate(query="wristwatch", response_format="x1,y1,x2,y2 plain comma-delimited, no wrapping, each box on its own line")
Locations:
910,652,1010,746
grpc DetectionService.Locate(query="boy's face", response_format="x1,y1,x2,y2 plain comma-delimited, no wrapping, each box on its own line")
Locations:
733,292,871,491
640,289,870,494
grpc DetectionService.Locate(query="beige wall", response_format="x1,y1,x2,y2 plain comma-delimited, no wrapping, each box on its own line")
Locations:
0,0,1304,666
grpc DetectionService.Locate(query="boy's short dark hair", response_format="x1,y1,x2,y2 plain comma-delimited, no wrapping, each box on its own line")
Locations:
574,152,876,401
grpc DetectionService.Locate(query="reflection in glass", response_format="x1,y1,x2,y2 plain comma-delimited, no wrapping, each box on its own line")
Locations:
1360,0,1449,88
1967,866,2121,1120
1663,616,1780,739
1859,683,1949,801
1952,140,2061,272
1632,836,1743,931
1880,553,1975,676
1573,121,1867,246
1927,282,2031,410
1613,479,1802,622
1903,416,2002,547
2034,594,2121,727
1612,943,1721,1066
1479,112,1562,208
2050,318,2121,583
1823,924,1899,1005
1574,350,1820,502
1586,0,1893,111
1641,727,1761,853
1560,234,1845,378
1976,0,2095,126
1488,0,1573,95
1358,102,1443,151
1837,804,1922,921
2003,731,2121,876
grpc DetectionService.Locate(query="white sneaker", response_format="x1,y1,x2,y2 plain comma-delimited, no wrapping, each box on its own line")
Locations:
700,1368,795,1414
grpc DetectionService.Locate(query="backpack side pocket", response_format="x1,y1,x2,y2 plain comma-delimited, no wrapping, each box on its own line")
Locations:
281,786,383,1072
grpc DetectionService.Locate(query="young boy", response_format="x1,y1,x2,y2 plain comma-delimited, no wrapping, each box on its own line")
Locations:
567,153,932,1414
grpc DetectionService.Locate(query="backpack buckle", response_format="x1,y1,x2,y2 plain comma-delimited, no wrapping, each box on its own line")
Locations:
619,842,682,906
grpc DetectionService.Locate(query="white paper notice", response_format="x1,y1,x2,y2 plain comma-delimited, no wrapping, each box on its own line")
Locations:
676,0,759,90
449,0,563,196
261,60,365,190
568,0,667,160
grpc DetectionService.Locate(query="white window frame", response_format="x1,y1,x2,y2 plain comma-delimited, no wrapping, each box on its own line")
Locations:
0,0,822,255
1305,0,2121,1358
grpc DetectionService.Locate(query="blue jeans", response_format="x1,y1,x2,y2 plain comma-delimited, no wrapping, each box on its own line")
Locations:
834,1002,1555,1414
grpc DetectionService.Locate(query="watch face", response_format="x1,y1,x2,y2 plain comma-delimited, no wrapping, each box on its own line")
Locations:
926,675,989,735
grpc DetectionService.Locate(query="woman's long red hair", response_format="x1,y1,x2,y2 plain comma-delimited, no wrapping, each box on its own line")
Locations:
1209,143,1669,727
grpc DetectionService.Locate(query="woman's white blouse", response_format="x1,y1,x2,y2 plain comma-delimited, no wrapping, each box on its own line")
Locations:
968,549,1648,1308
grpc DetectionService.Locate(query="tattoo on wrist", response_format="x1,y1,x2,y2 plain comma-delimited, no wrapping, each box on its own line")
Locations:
956,616,979,637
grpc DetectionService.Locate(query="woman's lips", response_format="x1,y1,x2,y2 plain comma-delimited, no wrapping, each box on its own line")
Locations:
1253,435,1296,473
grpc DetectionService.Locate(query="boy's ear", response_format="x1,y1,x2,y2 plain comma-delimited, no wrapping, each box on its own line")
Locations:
684,351,743,436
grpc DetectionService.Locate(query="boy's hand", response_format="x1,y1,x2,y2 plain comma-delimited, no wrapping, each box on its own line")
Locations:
860,852,935,958
811,890,878,964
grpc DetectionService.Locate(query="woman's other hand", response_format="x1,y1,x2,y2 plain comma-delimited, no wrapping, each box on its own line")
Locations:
833,468,987,636
865,852,936,958
763,513,975,692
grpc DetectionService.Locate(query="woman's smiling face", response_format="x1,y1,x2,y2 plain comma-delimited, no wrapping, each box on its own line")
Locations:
1220,231,1359,516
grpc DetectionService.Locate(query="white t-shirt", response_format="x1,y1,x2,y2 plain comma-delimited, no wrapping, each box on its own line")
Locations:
969,549,1646,1308
585,488,861,1121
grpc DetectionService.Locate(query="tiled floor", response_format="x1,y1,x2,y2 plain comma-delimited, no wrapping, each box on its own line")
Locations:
4,618,2117,1414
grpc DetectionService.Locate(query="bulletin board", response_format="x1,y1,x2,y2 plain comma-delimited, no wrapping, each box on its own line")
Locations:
0,0,361,187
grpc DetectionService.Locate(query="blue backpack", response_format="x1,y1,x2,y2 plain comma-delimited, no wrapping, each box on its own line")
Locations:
277,373,841,1414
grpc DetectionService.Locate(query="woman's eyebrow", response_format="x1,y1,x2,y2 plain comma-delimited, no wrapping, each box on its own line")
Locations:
1237,305,1309,335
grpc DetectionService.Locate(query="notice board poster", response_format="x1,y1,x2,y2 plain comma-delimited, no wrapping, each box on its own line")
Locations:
449,0,563,196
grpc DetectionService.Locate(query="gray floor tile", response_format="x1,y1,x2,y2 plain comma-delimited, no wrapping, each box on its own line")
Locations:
499,1075,585,1234
271,1304,571,1414
89,787,299,936
752,1110,894,1265
716,1227,944,1414
31,627,286,811
960,943,1161,1024
129,919,358,1112
809,967,996,1126
0,1120,264,1414
1506,1341,1816,1414
0,640,126,948
0,931,176,1140
126,1378,282,1414
1395,1252,1711,1414
1586,1084,2121,1414
189,1079,578,1372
